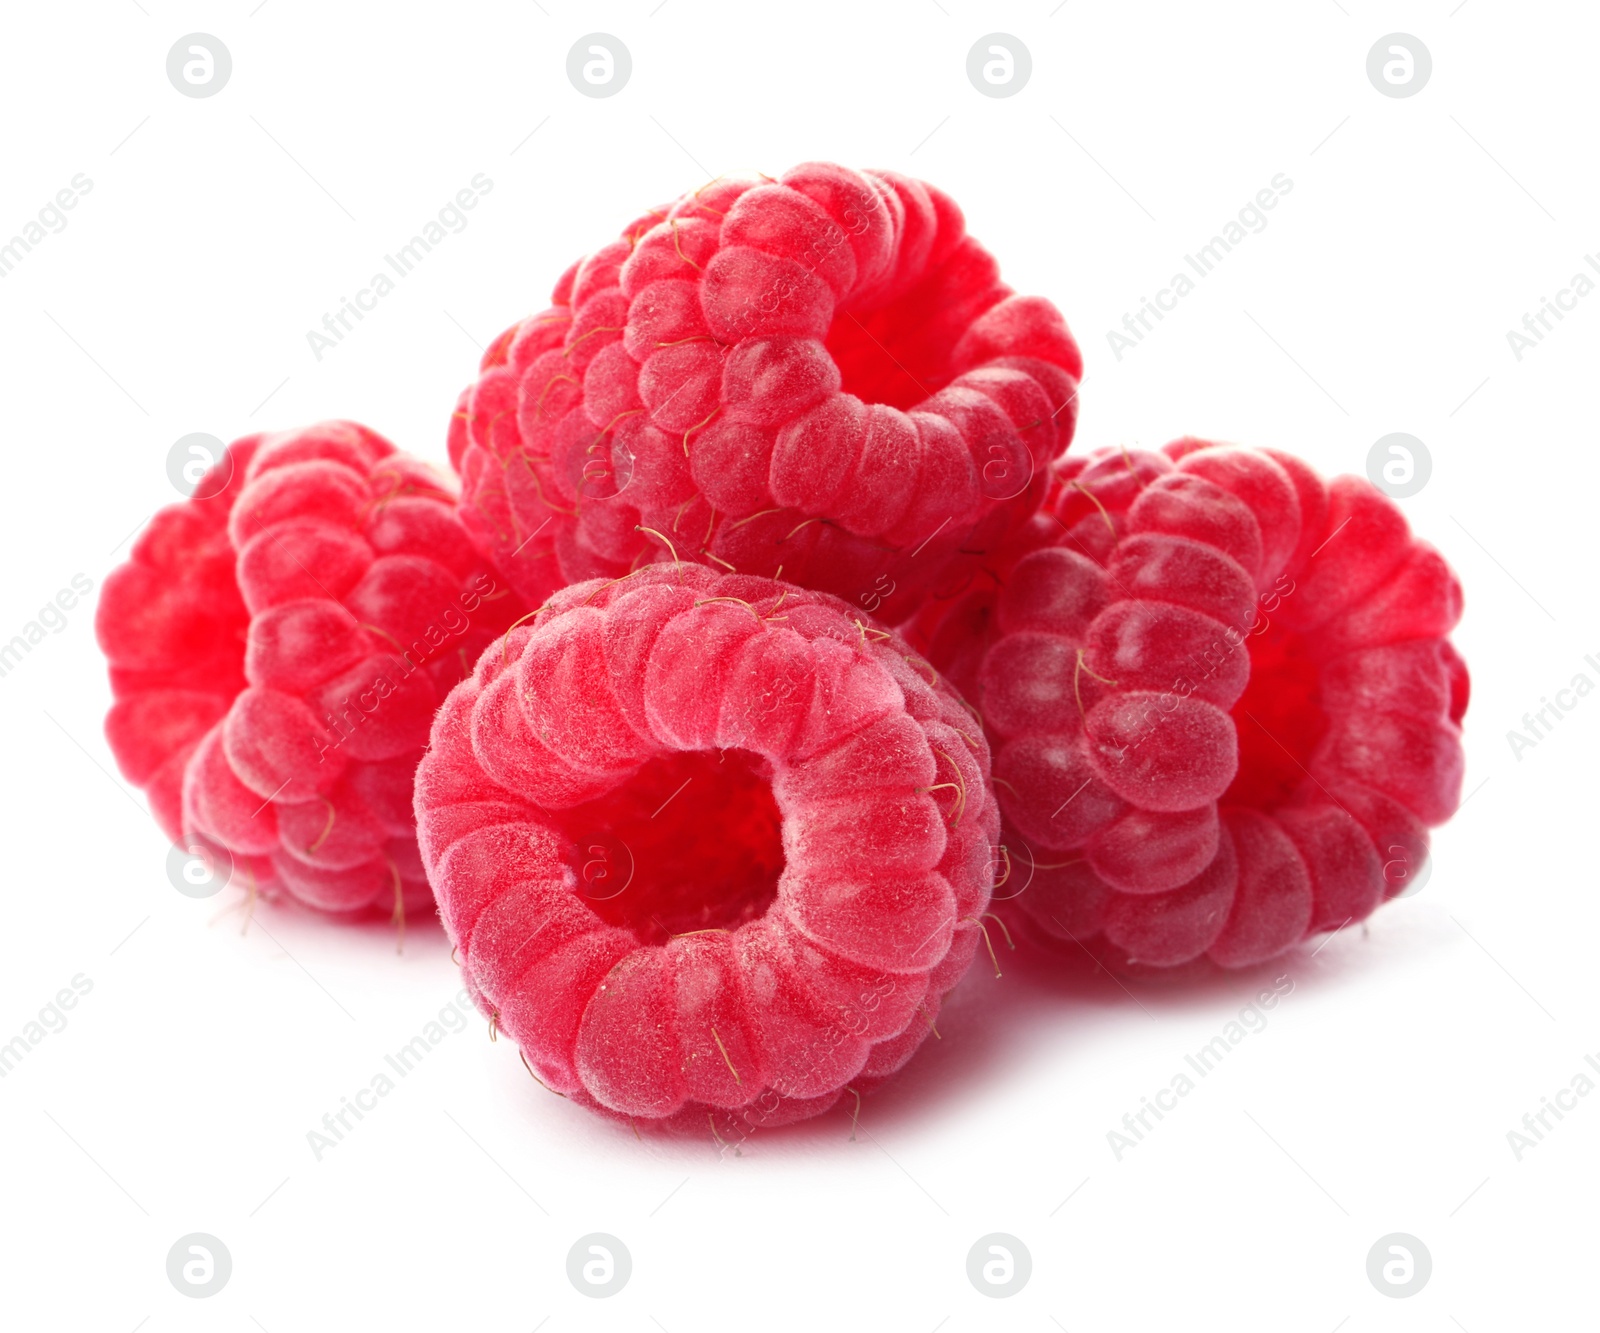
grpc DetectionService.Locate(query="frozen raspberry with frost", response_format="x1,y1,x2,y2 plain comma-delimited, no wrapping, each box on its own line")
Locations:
413,563,1000,1134
97,422,524,917
449,162,1080,624
910,439,1468,971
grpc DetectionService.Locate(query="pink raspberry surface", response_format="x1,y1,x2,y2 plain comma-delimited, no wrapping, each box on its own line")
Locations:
413,563,1001,1133
450,163,1081,624
911,439,1469,971
97,422,524,916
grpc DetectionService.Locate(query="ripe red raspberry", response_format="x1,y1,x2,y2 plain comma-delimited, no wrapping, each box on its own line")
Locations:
911,439,1469,971
97,422,524,917
449,163,1080,625
413,563,1000,1133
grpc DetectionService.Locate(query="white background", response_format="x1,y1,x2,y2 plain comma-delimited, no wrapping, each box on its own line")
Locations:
1,1,1595,1328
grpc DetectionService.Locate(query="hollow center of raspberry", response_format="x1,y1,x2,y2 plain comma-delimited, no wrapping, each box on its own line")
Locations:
1224,618,1330,810
824,295,950,412
556,748,784,946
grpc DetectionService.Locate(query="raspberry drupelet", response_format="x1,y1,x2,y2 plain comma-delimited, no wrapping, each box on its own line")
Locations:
96,422,524,917
911,439,1468,971
413,563,1001,1133
450,162,1081,624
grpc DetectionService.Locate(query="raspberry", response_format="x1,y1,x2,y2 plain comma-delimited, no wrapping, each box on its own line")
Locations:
911,440,1468,971
97,422,524,917
450,163,1081,624
413,564,1000,1133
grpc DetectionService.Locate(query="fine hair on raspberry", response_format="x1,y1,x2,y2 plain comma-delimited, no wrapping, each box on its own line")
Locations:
913,439,1468,972
97,421,525,917
413,563,1001,1133
450,162,1081,624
